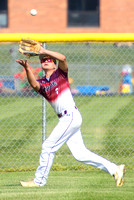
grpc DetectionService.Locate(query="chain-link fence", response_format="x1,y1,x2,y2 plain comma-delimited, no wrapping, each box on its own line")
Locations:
0,42,134,172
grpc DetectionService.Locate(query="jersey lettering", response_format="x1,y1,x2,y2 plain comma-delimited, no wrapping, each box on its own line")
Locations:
42,81,57,93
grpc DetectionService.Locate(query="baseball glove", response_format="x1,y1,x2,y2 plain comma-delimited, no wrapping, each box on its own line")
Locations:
18,39,42,57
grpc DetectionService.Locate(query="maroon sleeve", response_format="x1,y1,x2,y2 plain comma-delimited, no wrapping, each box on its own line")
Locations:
57,67,68,78
36,79,44,95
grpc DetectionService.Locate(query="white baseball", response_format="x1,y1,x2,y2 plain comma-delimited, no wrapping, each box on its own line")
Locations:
30,9,37,16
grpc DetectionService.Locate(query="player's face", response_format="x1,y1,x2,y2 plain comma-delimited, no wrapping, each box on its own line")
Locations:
41,57,56,70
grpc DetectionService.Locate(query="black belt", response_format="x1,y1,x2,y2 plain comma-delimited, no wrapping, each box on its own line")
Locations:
57,110,67,118
57,106,77,118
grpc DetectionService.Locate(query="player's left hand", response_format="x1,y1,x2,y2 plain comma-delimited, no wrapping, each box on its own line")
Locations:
16,59,30,70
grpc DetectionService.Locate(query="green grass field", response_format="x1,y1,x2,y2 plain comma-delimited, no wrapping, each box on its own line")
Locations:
0,170,134,200
0,42,134,199
0,95,134,171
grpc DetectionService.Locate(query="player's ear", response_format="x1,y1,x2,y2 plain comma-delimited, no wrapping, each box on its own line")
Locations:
53,63,57,69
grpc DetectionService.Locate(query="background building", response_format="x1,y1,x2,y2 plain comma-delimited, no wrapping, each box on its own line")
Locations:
0,0,134,33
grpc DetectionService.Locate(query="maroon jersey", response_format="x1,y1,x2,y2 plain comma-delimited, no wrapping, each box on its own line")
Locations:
37,68,75,114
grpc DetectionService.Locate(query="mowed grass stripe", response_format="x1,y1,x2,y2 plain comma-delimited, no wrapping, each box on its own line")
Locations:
0,171,134,200
1,95,134,171
0,97,42,120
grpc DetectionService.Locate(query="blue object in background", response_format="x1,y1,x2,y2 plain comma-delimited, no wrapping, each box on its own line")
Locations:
0,76,15,90
3,80,15,90
77,85,109,95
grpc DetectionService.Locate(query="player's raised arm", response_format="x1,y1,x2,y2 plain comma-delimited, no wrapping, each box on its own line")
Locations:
16,59,40,92
39,47,68,72
18,39,67,72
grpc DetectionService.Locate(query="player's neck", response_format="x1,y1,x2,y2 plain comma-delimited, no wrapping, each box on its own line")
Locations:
44,69,55,78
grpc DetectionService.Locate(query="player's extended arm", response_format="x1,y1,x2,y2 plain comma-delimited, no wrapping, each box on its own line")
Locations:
16,59,40,92
39,47,68,72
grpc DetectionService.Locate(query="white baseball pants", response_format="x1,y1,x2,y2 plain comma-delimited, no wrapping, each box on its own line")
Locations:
34,107,117,186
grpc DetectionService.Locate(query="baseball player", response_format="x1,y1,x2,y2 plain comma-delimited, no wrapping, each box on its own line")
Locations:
16,46,126,187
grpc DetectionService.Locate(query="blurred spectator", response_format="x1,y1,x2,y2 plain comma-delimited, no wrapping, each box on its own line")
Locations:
119,64,133,94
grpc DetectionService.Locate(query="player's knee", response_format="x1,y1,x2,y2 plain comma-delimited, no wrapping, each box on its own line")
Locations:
72,151,86,162
42,140,53,153
74,155,84,162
